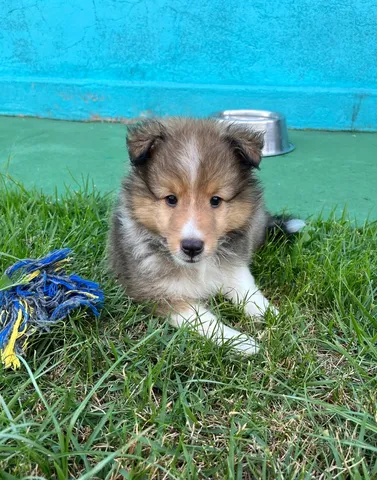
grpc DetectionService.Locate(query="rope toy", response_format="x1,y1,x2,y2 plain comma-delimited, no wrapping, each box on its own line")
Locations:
0,248,104,369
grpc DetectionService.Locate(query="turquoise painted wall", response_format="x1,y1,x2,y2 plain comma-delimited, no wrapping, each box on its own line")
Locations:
1,0,377,130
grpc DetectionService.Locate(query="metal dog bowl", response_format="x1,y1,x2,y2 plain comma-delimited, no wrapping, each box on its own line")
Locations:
212,110,294,157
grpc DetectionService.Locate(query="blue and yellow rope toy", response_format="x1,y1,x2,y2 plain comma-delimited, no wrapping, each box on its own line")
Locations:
0,249,104,369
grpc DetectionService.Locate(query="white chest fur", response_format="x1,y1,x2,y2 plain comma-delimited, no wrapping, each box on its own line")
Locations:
159,261,226,300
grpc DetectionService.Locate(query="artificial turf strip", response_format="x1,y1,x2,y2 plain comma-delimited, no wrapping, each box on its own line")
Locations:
1,178,377,479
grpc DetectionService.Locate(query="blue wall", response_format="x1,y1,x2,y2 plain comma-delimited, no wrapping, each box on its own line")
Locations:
1,0,377,130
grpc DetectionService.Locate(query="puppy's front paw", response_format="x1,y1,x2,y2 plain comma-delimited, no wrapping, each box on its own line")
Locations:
244,296,279,319
231,334,260,356
267,304,279,317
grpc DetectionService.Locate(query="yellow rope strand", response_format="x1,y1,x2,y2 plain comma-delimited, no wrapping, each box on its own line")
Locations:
0,303,26,369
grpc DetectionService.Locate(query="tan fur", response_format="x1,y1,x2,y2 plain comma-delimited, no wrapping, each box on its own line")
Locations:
133,185,253,258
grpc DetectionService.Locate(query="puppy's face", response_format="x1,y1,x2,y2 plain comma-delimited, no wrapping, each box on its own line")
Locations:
126,118,263,265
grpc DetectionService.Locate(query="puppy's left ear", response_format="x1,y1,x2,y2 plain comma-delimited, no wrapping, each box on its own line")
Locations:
224,124,264,169
127,119,166,166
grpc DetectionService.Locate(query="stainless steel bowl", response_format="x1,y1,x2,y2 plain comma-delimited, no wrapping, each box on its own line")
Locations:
211,109,294,157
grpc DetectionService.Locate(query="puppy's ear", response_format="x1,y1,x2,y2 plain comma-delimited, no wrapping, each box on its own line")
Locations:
127,120,166,166
224,124,264,169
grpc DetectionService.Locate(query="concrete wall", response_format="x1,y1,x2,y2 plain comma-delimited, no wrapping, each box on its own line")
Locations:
1,0,377,130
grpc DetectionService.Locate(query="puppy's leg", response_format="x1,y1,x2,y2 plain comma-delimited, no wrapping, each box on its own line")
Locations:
168,303,259,355
223,266,278,318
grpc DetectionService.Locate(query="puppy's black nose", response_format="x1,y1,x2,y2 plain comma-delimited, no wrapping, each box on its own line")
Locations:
181,238,204,258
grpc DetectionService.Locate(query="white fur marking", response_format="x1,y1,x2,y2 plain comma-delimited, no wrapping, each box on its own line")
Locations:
170,304,259,355
158,261,219,299
221,266,279,318
181,217,203,240
178,137,200,182
284,218,306,233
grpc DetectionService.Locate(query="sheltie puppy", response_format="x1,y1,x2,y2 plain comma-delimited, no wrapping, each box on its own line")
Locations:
108,118,304,355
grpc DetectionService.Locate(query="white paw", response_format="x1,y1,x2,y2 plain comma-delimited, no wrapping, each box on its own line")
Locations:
268,304,279,317
219,325,260,355
231,334,260,356
244,297,278,318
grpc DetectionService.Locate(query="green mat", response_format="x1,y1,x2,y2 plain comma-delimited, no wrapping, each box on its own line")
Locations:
1,116,376,221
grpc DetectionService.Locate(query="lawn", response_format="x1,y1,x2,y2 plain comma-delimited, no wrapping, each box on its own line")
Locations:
1,177,377,479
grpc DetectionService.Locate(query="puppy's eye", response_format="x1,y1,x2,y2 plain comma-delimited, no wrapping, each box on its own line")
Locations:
165,195,178,207
210,196,222,208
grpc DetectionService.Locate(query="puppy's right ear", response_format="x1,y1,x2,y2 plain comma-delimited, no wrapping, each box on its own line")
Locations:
127,120,166,166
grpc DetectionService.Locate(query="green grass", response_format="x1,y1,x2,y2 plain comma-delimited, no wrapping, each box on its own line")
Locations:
1,177,377,480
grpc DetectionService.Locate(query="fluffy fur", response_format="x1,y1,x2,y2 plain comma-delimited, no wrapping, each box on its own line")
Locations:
108,118,302,355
